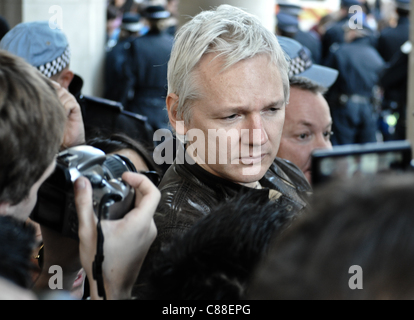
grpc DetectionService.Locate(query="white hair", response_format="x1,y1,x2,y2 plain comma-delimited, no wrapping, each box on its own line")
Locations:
167,4,290,125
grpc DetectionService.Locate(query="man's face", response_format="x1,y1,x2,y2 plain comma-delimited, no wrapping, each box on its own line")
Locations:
277,86,333,184
183,53,285,187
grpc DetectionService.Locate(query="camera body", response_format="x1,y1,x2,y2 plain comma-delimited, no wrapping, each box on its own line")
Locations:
31,146,136,239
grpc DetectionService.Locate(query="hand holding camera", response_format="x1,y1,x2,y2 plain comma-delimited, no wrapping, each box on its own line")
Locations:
31,146,160,299
75,171,159,300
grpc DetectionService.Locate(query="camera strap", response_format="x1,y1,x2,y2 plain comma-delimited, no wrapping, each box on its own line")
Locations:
92,194,120,300
92,216,106,300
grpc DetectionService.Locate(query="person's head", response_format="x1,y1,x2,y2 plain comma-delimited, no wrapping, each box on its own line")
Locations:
276,37,337,184
148,191,297,300
340,0,362,13
166,5,290,187
87,133,162,185
119,12,142,39
0,21,74,89
395,0,410,16
142,4,171,32
249,174,414,300
278,77,332,183
0,50,66,220
276,12,299,38
166,0,179,17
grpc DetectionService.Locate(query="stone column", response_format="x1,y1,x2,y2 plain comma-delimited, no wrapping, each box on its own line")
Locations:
0,0,106,97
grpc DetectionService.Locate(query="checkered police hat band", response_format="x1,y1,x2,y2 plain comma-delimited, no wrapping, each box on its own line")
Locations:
288,48,312,78
37,45,71,78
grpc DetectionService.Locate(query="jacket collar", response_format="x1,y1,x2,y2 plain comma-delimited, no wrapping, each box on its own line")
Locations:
174,147,304,197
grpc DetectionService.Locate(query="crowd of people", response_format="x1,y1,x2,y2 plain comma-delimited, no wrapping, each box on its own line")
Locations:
0,0,413,300
277,0,411,143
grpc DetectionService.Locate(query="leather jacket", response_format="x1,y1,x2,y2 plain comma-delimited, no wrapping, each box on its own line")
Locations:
132,151,312,298
155,154,312,244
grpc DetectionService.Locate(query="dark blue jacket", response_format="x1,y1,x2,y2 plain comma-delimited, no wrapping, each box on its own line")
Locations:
325,37,384,97
377,16,410,62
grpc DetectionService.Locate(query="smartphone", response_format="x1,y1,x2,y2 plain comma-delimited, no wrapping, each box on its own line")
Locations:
311,140,413,186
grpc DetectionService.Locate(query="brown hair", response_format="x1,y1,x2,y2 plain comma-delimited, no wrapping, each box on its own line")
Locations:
0,50,66,205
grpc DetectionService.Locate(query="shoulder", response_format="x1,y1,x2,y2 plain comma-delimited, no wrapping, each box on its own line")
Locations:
271,157,312,193
156,163,217,225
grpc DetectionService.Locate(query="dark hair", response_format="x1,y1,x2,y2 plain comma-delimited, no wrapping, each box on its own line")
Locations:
249,174,414,300
0,216,36,288
289,76,327,95
87,133,162,176
148,192,300,300
0,50,66,205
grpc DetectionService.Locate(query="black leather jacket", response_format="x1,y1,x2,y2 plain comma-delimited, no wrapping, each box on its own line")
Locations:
133,151,312,298
156,155,312,243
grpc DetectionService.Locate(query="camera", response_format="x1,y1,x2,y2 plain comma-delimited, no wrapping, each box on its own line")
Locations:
30,145,136,239
311,140,413,186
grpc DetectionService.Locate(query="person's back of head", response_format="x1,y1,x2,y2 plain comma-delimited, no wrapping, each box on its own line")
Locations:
148,192,298,299
167,4,290,126
249,174,414,300
0,50,66,208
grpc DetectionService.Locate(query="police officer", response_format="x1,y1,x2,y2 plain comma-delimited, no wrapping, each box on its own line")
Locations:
122,4,174,132
0,21,154,148
321,0,370,63
379,41,411,140
377,0,410,62
325,24,384,145
376,0,410,141
104,12,143,105
277,1,322,64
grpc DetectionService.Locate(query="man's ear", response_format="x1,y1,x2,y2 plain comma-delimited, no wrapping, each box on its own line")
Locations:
54,68,74,90
166,93,187,135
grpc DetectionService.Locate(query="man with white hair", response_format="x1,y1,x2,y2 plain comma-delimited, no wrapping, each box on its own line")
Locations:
134,4,311,298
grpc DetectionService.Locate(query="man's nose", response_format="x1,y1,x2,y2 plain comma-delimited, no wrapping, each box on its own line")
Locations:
314,134,332,151
243,114,268,146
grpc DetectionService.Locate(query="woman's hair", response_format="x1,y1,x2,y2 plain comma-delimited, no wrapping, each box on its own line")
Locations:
167,4,290,126
0,50,66,205
86,133,161,175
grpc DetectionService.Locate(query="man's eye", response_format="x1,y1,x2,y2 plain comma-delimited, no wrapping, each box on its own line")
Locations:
266,107,279,113
299,133,309,140
323,131,334,138
224,114,238,120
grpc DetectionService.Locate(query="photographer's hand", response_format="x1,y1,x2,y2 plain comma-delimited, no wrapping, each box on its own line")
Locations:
52,81,85,149
74,172,160,300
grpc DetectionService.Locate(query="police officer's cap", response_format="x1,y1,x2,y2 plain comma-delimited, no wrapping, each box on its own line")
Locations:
341,0,361,7
122,12,142,32
143,5,171,20
395,0,411,11
277,13,299,34
278,36,339,89
278,1,303,16
0,21,70,78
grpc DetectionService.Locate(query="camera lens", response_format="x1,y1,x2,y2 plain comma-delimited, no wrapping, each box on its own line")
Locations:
103,156,129,179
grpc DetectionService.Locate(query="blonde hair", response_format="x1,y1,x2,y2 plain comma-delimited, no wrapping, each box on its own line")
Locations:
167,4,290,125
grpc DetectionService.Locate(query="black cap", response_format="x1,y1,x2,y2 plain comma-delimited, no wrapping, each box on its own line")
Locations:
143,5,171,19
